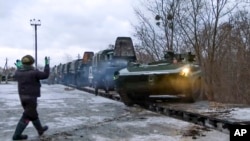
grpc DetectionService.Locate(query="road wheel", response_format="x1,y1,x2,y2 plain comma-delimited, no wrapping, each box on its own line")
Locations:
119,90,134,106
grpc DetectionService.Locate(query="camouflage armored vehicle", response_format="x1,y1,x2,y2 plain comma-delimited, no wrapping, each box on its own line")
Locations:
55,63,64,84
114,51,202,106
68,59,82,85
90,49,115,93
75,51,94,88
62,62,71,85
90,37,137,94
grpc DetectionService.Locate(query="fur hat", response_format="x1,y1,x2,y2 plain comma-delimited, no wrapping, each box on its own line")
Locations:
21,55,35,65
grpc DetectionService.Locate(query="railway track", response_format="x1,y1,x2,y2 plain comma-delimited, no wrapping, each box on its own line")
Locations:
67,84,250,134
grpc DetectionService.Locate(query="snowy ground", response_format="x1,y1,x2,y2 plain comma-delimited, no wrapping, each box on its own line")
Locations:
0,82,230,141
160,100,250,124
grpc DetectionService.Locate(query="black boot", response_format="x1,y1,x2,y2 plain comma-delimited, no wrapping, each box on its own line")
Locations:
32,119,48,136
12,118,29,140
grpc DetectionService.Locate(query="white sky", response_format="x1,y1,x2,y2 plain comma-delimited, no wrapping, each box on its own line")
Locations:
0,0,139,68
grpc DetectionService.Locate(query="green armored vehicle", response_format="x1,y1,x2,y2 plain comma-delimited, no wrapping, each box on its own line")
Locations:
114,51,202,106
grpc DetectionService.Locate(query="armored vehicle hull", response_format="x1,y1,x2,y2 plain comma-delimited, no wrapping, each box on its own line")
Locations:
115,61,202,106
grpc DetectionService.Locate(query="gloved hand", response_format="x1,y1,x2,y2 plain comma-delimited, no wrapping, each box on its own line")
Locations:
45,56,49,65
14,59,22,69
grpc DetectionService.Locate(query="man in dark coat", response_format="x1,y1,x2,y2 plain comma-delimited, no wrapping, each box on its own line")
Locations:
12,55,50,140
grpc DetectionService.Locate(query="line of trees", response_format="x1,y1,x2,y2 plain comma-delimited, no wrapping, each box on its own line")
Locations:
132,0,250,104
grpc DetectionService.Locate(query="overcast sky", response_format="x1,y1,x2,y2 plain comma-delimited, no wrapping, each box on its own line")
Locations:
0,0,139,68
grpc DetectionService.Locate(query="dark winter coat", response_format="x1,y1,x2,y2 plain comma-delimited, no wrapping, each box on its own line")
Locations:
15,64,50,98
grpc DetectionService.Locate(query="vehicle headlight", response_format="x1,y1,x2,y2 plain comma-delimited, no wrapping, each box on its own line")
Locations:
180,67,190,77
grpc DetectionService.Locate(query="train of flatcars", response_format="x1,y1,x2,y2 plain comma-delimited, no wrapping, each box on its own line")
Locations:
49,37,137,94
45,40,250,135
49,36,202,106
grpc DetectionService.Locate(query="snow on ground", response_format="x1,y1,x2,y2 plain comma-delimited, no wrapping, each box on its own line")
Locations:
0,81,243,141
162,100,250,124
229,108,250,121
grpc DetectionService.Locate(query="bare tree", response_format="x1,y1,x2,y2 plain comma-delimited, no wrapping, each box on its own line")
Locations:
133,0,182,61
132,0,250,103
217,9,250,103
172,0,239,101
133,8,163,61
134,44,154,63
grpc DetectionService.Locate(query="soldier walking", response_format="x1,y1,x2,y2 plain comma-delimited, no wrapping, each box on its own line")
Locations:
12,55,50,140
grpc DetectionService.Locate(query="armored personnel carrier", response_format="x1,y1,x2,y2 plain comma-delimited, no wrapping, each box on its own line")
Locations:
114,51,202,106
90,37,137,94
75,51,94,87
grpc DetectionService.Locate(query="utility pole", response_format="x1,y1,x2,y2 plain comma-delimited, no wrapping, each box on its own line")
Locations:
30,19,41,69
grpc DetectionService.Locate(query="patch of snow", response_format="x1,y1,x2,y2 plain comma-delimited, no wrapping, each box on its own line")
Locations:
47,116,88,129
88,96,122,104
129,134,181,141
229,108,250,121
